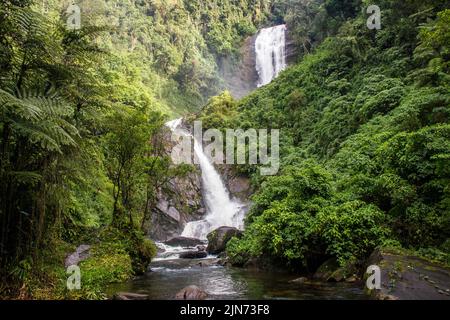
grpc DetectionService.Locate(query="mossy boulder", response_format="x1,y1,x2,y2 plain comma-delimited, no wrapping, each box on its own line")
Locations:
207,227,243,254
313,258,358,282
313,258,340,281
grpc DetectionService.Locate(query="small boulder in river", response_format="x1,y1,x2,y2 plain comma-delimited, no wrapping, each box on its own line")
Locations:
179,251,208,259
290,277,308,284
175,285,208,300
197,258,221,267
164,236,205,247
207,227,243,254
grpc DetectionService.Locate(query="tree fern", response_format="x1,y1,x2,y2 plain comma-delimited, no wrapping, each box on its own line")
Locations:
1,88,78,153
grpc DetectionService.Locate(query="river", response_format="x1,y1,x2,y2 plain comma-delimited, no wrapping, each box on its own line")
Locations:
108,254,367,300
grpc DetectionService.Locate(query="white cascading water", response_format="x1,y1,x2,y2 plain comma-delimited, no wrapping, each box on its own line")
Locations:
255,24,287,87
166,119,245,240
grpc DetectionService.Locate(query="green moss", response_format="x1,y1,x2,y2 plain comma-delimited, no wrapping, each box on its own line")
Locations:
73,243,134,300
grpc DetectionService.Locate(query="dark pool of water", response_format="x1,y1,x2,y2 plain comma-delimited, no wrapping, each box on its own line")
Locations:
108,258,368,300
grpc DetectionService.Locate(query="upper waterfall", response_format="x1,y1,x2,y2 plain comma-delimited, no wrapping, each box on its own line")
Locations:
255,24,287,87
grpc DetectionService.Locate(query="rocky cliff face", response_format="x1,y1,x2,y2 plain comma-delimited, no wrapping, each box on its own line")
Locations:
149,172,206,241
285,27,297,65
217,166,253,202
148,127,206,241
218,35,258,99
216,164,253,216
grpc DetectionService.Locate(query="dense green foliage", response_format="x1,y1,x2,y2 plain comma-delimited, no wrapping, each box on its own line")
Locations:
46,0,274,115
218,0,450,271
0,0,283,300
0,0,161,298
1,0,449,299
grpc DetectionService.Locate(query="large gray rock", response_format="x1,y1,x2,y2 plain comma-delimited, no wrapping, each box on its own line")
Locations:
156,199,181,222
164,237,206,248
366,248,450,300
179,251,208,259
216,166,253,203
207,227,243,254
175,285,208,300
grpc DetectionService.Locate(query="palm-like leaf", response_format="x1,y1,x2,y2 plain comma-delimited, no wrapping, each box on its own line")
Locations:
1,88,79,153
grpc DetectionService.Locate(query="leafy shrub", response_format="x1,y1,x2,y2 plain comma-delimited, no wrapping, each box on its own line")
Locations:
314,201,390,265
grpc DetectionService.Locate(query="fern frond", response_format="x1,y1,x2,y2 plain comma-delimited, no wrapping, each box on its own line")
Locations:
0,88,42,121
2,88,79,153
8,171,42,186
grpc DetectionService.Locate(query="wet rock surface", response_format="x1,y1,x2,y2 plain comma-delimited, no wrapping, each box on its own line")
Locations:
313,258,341,281
313,258,359,283
219,36,258,99
175,285,208,300
366,248,450,300
147,126,206,241
149,172,205,241
164,237,206,248
290,277,309,284
216,165,253,203
179,251,208,259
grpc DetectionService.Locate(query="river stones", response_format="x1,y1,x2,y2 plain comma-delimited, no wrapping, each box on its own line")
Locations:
206,227,243,254
164,237,205,247
175,285,208,300
179,251,208,259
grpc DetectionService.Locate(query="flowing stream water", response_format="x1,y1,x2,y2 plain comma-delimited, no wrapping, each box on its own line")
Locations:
110,25,367,300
